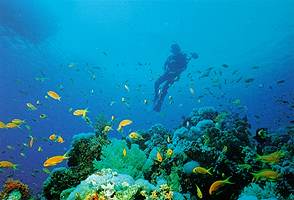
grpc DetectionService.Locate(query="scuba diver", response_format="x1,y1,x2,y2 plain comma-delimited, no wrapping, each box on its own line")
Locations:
153,44,198,112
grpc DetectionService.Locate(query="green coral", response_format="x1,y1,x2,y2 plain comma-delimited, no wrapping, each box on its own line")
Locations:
93,139,147,179
7,190,22,200
167,168,181,192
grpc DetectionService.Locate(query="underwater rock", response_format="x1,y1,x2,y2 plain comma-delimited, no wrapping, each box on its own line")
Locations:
195,119,215,131
183,106,218,130
172,127,188,143
188,119,215,138
134,179,156,192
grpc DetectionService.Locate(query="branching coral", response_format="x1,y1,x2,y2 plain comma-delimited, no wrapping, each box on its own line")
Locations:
0,179,30,200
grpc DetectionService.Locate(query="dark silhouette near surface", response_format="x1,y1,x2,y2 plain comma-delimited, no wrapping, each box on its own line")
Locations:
153,44,198,112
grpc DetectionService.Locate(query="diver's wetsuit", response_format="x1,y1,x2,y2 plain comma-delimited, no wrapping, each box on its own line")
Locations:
153,44,196,112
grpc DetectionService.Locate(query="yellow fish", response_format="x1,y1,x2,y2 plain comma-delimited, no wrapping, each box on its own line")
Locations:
196,184,203,199
157,151,163,162
26,102,37,110
73,109,88,118
166,149,173,157
209,177,234,195
252,169,281,181
0,161,17,169
57,136,64,143
43,154,69,167
256,150,285,164
47,91,61,101
0,121,6,128
49,134,57,141
102,125,112,134
111,115,115,121
192,166,213,175
123,148,127,157
117,119,133,131
11,119,25,125
6,122,19,129
128,132,143,140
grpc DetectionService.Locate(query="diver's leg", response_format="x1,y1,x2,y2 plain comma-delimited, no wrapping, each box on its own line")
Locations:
154,73,168,93
153,78,175,112
154,73,169,103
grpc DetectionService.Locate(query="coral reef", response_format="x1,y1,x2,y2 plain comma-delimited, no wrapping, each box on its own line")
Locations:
40,107,293,200
0,179,30,200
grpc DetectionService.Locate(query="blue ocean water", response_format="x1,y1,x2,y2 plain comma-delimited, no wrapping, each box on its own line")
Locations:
0,0,293,197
